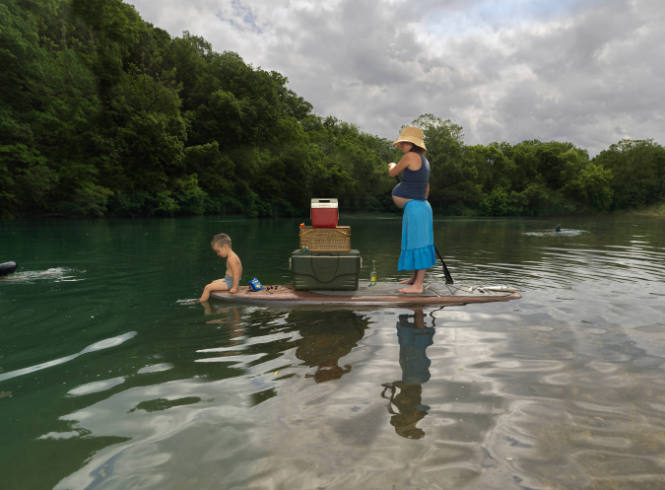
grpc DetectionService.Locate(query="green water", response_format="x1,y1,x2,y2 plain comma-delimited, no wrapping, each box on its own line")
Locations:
1,215,665,489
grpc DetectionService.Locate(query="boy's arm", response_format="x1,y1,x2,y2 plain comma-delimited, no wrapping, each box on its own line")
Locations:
229,255,242,293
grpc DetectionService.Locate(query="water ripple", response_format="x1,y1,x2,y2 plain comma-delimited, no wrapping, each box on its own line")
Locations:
4,216,665,489
0,331,137,383
0,267,84,283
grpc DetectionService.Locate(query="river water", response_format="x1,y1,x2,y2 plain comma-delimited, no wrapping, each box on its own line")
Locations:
1,215,665,489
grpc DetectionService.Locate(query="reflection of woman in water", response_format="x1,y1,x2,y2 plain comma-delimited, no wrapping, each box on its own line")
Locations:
382,307,435,439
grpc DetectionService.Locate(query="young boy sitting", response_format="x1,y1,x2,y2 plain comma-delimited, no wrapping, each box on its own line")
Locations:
199,233,243,302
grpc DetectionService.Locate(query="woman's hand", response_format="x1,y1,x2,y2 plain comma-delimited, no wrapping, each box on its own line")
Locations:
388,162,396,172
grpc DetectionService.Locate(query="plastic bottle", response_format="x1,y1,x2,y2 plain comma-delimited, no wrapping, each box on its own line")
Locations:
370,260,377,286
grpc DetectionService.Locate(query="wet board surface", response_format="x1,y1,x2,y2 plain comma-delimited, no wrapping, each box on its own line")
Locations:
211,281,520,306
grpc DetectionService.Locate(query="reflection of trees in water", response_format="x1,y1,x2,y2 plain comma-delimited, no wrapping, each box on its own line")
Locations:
382,307,435,439
289,310,369,383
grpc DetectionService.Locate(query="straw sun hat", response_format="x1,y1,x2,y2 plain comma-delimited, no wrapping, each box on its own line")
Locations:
393,126,426,151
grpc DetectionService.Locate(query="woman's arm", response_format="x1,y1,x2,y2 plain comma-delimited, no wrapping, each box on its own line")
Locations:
388,153,419,178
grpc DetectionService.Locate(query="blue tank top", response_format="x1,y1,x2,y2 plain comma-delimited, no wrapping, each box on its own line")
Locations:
392,154,430,200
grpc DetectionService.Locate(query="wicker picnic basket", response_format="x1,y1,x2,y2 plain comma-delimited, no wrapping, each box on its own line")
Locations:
299,226,351,252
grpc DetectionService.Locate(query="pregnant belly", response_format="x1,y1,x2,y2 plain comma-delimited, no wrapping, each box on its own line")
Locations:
391,182,412,208
392,195,411,208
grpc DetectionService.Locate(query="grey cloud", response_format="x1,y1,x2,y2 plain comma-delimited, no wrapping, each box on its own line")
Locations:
130,0,665,154
495,1,665,150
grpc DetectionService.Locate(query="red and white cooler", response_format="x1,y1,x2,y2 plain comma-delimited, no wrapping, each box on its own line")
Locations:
310,198,339,228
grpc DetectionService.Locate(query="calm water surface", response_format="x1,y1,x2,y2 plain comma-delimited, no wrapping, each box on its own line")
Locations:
1,215,665,489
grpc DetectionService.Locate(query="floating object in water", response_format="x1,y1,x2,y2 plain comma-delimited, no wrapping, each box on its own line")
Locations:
524,229,585,237
555,225,561,232
0,261,17,276
211,281,520,306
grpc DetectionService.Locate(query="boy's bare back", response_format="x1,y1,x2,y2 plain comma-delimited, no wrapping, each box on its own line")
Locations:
224,249,242,292
200,233,243,301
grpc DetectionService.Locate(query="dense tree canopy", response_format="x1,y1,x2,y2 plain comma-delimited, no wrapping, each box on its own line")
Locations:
2,0,664,219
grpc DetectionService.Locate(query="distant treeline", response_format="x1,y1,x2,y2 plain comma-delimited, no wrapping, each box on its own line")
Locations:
2,0,665,219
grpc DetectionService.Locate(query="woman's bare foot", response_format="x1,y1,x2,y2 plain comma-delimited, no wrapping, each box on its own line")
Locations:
398,284,424,294
399,277,415,285
398,270,426,293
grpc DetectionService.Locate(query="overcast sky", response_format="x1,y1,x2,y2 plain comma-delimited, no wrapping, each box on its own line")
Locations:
129,0,664,155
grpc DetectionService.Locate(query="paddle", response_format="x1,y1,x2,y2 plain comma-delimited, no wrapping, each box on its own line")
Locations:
391,168,454,285
434,246,454,284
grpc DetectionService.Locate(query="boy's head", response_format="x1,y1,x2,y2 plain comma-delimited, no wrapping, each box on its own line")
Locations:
211,233,232,257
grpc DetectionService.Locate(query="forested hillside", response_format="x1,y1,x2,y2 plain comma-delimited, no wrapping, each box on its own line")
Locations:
2,0,664,218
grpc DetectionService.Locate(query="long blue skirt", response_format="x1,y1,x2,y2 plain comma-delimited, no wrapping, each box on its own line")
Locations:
398,200,437,271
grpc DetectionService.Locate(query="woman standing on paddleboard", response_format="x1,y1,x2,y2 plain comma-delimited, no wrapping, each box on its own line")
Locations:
388,126,437,294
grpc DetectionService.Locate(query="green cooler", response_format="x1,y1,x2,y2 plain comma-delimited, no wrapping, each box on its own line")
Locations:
290,249,361,290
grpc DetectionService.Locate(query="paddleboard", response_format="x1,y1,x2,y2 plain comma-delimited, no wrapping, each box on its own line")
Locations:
211,281,520,306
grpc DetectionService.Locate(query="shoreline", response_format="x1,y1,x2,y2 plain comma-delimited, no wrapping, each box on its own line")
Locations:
625,203,665,217
3,203,665,222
